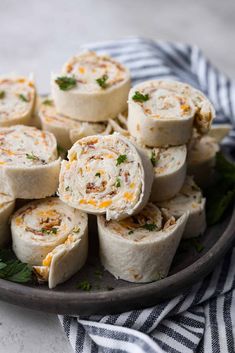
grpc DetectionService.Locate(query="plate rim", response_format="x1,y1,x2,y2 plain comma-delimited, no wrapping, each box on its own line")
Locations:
0,205,234,315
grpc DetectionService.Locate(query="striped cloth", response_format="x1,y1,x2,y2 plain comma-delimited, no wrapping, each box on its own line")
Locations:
59,37,235,353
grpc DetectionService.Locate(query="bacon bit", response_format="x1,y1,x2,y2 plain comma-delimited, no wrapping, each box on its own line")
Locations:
66,64,73,73
86,181,107,193
124,171,130,183
144,108,152,115
124,192,134,201
42,254,52,267
163,216,176,230
25,226,45,236
99,200,112,208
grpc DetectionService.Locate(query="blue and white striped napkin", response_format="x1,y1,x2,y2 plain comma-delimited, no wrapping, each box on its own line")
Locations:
59,37,235,353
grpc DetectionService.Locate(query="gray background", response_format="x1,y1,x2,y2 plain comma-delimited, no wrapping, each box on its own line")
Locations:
0,0,234,352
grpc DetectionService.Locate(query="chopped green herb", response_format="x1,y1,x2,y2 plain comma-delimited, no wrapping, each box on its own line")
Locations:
94,270,103,279
73,226,80,233
115,177,121,187
150,150,157,167
132,91,149,103
190,238,204,253
65,186,70,191
128,230,134,235
116,154,127,166
96,74,108,89
0,91,5,99
41,227,57,235
95,172,101,177
55,76,77,91
42,99,53,106
19,94,29,102
77,280,92,291
26,153,40,161
0,249,32,283
142,223,157,231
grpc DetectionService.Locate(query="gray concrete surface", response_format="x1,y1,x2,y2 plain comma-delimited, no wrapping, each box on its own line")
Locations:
0,0,234,352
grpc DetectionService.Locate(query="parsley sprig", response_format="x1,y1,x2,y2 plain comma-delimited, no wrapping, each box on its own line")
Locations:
0,91,5,99
77,280,92,291
115,177,121,187
132,91,149,103
55,76,77,91
0,249,32,283
206,152,235,225
142,223,157,231
26,153,40,161
42,99,53,106
19,94,29,102
41,228,57,235
96,74,108,89
116,154,127,166
150,150,157,167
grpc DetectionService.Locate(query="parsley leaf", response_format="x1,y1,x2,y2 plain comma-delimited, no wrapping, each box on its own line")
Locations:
55,76,77,91
150,150,157,167
116,154,127,166
95,172,101,177
41,228,57,235
77,280,92,291
0,91,5,99
128,230,134,235
0,249,32,283
115,177,121,187
42,99,53,106
19,94,29,102
132,91,149,102
96,74,108,89
142,223,157,231
26,153,40,161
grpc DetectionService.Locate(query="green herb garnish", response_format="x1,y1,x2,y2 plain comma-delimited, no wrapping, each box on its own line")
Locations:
142,223,157,231
42,99,53,106
96,74,108,89
55,76,77,91
190,238,204,253
116,154,127,166
65,186,70,191
41,228,57,235
206,152,235,225
94,270,103,279
128,230,134,235
26,153,40,161
95,172,101,177
132,91,149,102
77,280,92,291
115,177,121,187
0,91,5,99
19,94,29,102
73,226,80,233
150,150,157,167
0,249,32,283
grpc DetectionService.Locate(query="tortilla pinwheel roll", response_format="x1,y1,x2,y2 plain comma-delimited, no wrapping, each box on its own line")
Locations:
11,197,88,288
127,80,215,147
145,145,187,202
0,125,61,199
51,51,131,122
39,98,111,149
98,203,188,282
0,192,15,247
59,133,154,220
158,176,206,239
187,133,219,187
0,76,36,127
